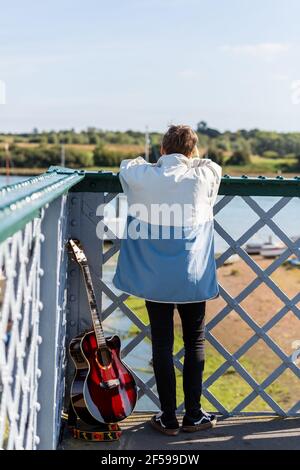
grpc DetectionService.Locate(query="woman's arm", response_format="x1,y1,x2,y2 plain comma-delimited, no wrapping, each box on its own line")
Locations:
119,156,153,193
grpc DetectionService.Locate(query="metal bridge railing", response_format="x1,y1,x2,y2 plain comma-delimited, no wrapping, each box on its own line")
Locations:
0,169,84,450
1,166,300,449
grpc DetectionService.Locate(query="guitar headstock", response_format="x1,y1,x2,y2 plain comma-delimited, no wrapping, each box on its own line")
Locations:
67,239,87,265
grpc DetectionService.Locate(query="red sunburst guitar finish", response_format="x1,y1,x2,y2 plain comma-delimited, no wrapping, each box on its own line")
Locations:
68,239,137,424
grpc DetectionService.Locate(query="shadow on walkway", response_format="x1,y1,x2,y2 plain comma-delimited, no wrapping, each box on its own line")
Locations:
61,412,300,450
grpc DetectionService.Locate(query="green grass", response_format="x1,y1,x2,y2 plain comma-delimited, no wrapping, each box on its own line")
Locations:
84,166,119,173
223,155,298,176
1,154,299,177
125,296,290,413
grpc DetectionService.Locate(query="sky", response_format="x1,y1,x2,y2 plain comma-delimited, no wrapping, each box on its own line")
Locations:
0,0,300,133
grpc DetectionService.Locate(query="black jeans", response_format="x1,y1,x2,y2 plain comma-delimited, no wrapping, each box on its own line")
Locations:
145,300,206,419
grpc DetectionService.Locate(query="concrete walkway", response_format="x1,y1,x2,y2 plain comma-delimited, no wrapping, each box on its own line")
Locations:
61,412,300,450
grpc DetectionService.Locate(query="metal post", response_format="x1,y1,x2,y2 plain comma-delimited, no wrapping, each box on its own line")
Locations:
145,126,150,162
61,144,65,168
37,196,68,449
65,191,104,403
4,143,10,185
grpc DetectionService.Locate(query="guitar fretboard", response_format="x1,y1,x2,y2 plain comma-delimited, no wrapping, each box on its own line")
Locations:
80,263,106,348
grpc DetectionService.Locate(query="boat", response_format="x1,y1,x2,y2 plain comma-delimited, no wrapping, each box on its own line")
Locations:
245,236,286,258
245,241,263,255
260,236,286,258
261,245,286,258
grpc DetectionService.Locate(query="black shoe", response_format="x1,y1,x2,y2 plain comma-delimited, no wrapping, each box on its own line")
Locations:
182,409,217,432
150,412,180,436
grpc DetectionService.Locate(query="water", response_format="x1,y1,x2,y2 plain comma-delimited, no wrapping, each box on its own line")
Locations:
214,195,300,252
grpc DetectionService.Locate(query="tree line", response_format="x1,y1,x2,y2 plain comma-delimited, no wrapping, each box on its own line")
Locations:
0,123,300,169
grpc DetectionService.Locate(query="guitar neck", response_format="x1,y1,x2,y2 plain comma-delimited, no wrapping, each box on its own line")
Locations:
80,263,106,348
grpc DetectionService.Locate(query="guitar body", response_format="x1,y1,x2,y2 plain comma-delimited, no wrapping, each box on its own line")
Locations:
70,330,137,424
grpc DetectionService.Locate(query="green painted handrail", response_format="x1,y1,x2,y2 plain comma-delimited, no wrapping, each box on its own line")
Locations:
0,169,84,243
66,167,300,197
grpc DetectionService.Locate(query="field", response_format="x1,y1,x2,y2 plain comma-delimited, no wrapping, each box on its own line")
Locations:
125,256,300,413
0,140,299,177
224,155,298,177
0,142,145,154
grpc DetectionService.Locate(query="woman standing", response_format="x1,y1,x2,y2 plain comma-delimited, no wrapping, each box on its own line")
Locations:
113,125,222,436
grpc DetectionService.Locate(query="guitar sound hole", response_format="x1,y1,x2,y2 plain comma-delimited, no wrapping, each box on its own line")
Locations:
96,348,112,368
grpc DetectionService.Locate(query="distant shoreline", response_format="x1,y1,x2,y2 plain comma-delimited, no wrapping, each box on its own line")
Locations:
0,167,45,176
0,163,300,178
1,166,299,178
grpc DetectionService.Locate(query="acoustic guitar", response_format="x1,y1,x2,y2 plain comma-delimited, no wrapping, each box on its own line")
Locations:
67,238,137,424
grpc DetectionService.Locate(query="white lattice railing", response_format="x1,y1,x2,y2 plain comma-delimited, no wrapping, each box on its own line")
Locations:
207,194,300,415
0,170,84,450
0,216,43,449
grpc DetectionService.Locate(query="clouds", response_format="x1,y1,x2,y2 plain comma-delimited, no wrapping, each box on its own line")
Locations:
220,42,291,60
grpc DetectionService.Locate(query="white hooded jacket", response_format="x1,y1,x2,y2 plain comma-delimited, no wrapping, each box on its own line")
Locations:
113,154,222,303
